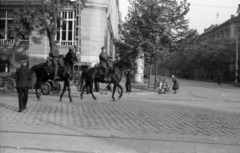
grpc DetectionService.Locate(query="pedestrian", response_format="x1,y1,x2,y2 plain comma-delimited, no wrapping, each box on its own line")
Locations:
172,75,179,94
125,70,134,92
217,74,222,85
15,60,32,112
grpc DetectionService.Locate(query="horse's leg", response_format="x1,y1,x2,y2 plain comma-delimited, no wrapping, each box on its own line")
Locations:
106,83,112,91
66,81,72,102
35,83,41,100
115,82,123,99
59,82,67,102
89,82,97,100
80,84,87,100
112,84,117,101
35,86,40,100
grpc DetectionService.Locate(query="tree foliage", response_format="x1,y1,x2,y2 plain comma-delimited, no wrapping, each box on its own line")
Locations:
1,0,86,53
165,38,237,77
116,0,191,65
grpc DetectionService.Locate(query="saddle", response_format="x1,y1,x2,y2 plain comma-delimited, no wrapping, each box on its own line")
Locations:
95,62,113,76
44,57,64,75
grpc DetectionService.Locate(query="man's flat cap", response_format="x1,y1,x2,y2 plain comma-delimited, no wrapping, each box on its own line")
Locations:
20,60,27,64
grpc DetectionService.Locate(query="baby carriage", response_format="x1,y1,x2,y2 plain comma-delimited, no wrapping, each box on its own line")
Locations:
158,77,169,94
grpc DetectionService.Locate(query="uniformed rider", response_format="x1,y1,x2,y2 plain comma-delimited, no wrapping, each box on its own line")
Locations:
99,46,113,82
49,41,60,80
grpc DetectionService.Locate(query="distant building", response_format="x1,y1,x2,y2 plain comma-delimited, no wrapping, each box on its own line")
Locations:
0,0,120,71
194,5,240,81
198,14,240,41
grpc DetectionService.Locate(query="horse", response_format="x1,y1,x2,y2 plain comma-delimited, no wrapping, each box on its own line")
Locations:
80,58,133,101
31,48,78,102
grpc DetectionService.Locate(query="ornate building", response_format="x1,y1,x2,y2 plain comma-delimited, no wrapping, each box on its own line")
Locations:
0,0,120,71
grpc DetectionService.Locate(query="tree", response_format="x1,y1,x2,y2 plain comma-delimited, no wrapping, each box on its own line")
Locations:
1,0,86,54
0,2,39,69
165,37,236,80
117,0,190,86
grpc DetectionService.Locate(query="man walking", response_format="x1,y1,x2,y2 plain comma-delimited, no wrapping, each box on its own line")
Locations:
125,70,134,92
15,60,32,112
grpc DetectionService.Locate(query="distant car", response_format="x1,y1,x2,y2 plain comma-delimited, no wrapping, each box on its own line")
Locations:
0,72,61,95
0,72,15,93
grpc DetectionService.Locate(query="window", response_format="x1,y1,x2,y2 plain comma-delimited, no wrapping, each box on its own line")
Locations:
0,10,13,40
57,11,76,45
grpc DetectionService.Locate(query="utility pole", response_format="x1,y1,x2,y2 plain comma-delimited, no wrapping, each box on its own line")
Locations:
154,35,160,90
235,5,240,83
154,47,158,90
76,0,82,91
236,34,239,83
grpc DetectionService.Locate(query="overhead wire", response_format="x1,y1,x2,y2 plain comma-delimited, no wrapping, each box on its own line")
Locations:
190,4,236,9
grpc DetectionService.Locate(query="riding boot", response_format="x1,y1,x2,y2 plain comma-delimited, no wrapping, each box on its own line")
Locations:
103,70,108,82
54,67,59,80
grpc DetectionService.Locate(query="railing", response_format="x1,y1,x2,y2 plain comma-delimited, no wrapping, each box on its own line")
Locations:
0,39,29,45
60,41,75,45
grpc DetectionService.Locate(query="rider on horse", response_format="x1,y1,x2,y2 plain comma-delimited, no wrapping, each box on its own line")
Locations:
49,41,61,80
99,46,113,82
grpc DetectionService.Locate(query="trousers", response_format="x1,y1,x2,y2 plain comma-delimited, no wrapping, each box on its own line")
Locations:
17,87,29,111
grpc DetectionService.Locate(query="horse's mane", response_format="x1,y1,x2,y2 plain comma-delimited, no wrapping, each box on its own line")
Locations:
113,58,128,70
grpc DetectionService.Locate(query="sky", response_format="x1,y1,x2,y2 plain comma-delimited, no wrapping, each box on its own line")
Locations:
119,0,240,34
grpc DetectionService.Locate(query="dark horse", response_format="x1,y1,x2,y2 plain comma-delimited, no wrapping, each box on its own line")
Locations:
80,58,133,101
31,48,78,102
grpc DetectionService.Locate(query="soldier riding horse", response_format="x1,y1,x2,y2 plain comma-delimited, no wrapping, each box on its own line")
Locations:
31,47,78,102
80,56,133,101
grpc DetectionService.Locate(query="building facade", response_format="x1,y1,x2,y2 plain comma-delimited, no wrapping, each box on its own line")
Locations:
199,14,240,41
0,0,120,71
194,7,240,81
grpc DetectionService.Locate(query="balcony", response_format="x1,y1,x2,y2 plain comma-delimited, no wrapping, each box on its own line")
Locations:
60,40,75,46
0,39,29,46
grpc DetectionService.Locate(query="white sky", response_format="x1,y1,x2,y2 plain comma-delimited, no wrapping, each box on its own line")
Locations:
119,0,240,34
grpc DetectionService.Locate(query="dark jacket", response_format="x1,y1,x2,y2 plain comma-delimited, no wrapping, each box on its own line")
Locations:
99,52,112,68
172,77,179,90
126,71,134,83
15,65,32,88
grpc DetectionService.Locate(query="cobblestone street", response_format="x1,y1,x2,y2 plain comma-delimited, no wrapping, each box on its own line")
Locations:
0,78,240,153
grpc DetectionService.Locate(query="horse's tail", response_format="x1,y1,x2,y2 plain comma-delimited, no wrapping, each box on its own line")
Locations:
30,66,37,89
80,68,87,91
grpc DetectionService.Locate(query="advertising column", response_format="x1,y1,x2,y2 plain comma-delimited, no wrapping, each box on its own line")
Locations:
134,55,144,83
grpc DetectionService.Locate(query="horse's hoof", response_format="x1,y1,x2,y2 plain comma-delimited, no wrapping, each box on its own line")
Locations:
59,99,62,102
112,98,116,101
37,98,41,101
118,96,122,99
94,98,97,101
70,99,73,102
